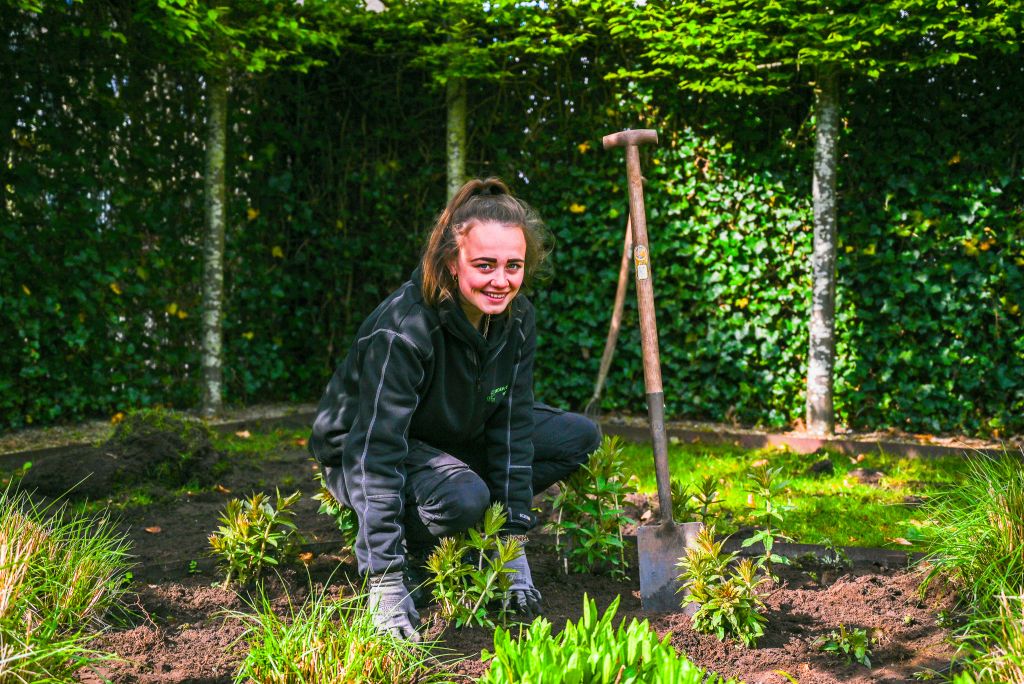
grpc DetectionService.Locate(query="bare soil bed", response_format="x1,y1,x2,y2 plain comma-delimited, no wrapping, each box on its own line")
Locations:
6,419,958,684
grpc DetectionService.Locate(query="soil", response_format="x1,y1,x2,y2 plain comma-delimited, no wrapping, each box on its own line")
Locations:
4,421,959,684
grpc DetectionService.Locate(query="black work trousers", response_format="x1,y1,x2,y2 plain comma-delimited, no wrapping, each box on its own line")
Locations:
324,403,601,557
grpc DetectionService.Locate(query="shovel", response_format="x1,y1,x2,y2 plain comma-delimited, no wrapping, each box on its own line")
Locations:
603,129,703,612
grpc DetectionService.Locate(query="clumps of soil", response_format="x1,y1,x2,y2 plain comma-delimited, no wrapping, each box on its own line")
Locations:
20,410,223,499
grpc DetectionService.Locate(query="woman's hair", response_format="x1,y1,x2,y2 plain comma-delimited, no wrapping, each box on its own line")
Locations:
421,177,552,307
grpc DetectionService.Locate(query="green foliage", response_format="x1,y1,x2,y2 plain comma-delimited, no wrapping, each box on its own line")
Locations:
815,624,873,668
312,471,358,552
919,451,1024,679
0,488,131,681
677,525,768,647
228,582,453,684
546,435,636,579
2,3,1022,439
208,489,304,587
480,594,735,684
425,503,521,629
740,464,793,578
671,474,722,525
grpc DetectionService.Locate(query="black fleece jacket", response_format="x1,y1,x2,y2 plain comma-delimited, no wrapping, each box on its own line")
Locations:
308,269,536,576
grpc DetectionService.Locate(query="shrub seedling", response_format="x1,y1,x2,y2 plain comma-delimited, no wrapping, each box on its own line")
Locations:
312,470,358,551
815,624,873,667
741,464,793,579
677,524,769,647
426,502,521,628
208,489,304,588
546,435,637,580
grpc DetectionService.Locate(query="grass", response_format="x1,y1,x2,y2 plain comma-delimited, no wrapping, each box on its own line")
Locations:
0,487,132,682
616,439,968,549
917,450,1024,682
227,581,456,684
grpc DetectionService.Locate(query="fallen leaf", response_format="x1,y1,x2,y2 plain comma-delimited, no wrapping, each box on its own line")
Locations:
234,430,251,439
145,526,162,534
298,552,314,564
294,437,308,447
214,484,231,494
751,459,769,468
888,537,914,546
640,509,653,522
110,412,125,425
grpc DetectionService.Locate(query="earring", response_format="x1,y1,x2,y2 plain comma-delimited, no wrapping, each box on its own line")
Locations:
452,273,458,282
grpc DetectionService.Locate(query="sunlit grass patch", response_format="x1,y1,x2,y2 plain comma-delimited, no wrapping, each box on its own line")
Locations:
617,440,968,548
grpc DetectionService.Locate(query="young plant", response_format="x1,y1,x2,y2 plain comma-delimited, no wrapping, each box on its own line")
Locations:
312,470,358,551
815,624,873,667
677,525,769,647
546,435,637,580
426,502,521,628
229,582,455,684
480,594,736,684
208,489,304,587
0,487,131,681
741,464,793,579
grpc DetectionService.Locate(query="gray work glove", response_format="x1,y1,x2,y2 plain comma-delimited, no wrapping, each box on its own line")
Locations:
368,571,421,642
503,547,542,619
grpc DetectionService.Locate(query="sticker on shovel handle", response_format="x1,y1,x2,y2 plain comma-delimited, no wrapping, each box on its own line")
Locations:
634,244,650,280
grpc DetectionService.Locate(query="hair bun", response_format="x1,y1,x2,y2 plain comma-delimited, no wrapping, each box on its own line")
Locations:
475,179,509,196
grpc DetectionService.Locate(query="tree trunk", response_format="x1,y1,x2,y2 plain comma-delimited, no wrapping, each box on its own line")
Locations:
201,69,228,417
805,68,839,435
446,77,467,201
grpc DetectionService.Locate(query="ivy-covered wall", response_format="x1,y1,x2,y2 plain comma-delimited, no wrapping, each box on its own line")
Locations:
2,6,1021,436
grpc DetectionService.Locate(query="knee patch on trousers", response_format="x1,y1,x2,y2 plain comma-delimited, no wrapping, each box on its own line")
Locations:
423,471,489,537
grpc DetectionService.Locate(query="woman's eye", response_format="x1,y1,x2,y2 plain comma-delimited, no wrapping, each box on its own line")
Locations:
508,263,522,272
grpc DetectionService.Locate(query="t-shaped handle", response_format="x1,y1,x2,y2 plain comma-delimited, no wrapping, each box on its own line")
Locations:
602,129,658,149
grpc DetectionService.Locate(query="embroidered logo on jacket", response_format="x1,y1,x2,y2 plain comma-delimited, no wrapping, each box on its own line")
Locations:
487,384,509,403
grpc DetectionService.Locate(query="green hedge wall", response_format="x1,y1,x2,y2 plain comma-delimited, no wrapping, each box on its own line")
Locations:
2,6,1021,436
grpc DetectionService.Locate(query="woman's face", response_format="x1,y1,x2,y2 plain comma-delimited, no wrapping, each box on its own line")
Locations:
450,220,527,328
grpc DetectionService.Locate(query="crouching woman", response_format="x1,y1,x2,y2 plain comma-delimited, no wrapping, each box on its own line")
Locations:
308,178,600,641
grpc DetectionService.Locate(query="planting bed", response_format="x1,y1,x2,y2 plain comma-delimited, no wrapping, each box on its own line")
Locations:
7,422,958,683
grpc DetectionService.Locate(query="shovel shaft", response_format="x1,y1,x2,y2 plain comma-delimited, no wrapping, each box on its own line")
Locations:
624,144,675,526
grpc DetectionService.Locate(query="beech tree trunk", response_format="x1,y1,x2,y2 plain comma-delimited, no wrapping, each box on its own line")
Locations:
806,68,839,435
201,69,227,417
446,77,467,201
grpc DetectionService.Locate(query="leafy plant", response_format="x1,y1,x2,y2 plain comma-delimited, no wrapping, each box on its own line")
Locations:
671,474,722,525
677,525,769,647
425,502,521,628
312,470,358,551
0,487,131,681
228,582,454,684
208,489,304,587
480,594,736,684
815,623,873,667
741,464,793,578
546,435,637,580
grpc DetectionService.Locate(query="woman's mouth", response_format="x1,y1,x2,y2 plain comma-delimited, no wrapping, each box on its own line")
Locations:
483,292,508,302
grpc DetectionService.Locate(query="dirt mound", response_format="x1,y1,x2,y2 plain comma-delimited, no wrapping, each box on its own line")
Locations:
19,410,222,499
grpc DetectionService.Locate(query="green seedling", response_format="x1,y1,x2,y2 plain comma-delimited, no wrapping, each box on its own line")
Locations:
815,623,873,667
426,503,521,629
677,525,768,647
188,559,200,575
208,489,304,588
312,470,358,551
480,594,737,684
546,435,636,580
741,464,793,579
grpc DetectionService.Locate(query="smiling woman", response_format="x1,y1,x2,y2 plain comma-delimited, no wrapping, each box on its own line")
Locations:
308,177,602,643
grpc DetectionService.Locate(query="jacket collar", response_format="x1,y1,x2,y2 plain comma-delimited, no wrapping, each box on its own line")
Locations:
412,266,516,353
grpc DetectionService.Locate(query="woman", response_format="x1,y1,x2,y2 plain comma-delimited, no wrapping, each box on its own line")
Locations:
309,178,601,641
